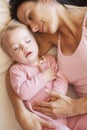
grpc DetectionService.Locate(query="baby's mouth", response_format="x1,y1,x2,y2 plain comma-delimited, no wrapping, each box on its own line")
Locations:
25,52,32,57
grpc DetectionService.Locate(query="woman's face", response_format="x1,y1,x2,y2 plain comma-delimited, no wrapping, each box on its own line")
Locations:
17,1,58,34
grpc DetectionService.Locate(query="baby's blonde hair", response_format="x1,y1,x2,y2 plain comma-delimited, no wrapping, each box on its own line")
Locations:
0,19,29,57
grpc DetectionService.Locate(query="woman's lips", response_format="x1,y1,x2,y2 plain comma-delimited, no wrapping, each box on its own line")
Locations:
25,52,32,57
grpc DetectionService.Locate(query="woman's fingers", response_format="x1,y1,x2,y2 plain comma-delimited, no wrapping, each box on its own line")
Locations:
45,89,70,102
45,89,63,99
33,101,58,118
33,90,75,118
33,102,51,111
32,90,65,115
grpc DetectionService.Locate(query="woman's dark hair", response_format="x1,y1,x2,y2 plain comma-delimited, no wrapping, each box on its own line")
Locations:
9,0,36,20
58,0,87,6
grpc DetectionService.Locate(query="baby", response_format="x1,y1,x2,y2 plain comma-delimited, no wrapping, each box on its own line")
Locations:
1,20,70,130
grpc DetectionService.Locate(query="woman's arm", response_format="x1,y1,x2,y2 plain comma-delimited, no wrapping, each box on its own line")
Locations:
32,90,87,118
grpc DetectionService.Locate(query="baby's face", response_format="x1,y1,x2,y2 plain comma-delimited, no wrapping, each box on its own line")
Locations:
7,26,39,64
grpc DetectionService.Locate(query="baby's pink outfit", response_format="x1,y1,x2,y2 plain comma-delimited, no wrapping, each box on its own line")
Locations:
58,14,87,130
10,55,70,130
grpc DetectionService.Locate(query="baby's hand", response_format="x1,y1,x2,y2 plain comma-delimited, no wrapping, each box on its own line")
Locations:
42,68,56,82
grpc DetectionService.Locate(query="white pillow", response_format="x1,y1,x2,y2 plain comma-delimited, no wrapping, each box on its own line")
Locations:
0,0,11,31
0,47,13,73
0,0,13,74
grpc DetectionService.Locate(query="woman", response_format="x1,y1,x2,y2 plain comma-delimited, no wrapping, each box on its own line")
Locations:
9,0,87,130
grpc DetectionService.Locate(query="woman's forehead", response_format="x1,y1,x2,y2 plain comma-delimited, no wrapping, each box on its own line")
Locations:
17,1,36,24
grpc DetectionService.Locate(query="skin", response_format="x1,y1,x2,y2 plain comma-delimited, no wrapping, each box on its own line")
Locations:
7,0,87,130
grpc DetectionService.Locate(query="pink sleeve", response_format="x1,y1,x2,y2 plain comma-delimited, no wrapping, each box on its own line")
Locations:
9,64,46,100
46,55,68,95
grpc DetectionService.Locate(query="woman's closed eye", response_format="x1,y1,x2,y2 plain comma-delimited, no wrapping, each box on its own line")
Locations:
29,14,32,20
26,13,32,22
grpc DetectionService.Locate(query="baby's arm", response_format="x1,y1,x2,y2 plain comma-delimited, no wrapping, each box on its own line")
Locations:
9,64,56,101
9,64,46,100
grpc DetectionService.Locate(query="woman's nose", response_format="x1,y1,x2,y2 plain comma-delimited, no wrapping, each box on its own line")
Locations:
32,25,38,32
29,22,38,32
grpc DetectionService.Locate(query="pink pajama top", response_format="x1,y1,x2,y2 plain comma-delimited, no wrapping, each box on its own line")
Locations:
58,14,87,97
10,54,68,109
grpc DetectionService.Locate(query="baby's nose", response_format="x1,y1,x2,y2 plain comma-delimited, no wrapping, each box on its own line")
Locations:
22,45,28,51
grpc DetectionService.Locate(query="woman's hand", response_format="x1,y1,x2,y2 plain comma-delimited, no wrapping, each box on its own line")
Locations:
33,90,77,118
15,107,56,130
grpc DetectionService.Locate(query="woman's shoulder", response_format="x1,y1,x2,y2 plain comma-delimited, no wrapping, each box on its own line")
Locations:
66,5,87,14
83,13,87,28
